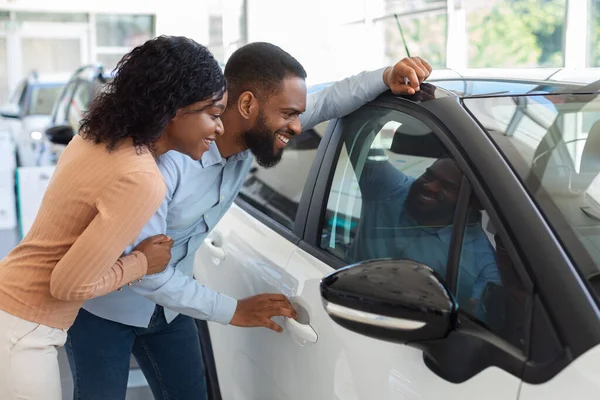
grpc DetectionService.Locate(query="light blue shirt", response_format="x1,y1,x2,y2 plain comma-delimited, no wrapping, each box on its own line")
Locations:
346,160,501,304
83,67,390,328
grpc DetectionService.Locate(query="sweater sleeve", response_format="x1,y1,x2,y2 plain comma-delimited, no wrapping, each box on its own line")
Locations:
49,171,166,301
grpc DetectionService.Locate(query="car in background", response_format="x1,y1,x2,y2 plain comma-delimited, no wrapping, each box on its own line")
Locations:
42,65,112,164
193,70,600,399
0,71,67,167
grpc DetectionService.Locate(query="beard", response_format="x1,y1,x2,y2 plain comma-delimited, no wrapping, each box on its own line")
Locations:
240,111,284,168
405,182,456,226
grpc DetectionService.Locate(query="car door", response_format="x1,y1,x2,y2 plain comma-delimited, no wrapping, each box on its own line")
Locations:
271,103,534,400
193,122,329,400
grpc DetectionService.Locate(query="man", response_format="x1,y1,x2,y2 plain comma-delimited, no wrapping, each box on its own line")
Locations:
66,42,432,399
347,155,501,307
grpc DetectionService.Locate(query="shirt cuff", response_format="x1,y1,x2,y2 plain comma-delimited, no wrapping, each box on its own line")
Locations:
210,293,238,325
123,251,148,283
134,265,176,291
367,67,390,94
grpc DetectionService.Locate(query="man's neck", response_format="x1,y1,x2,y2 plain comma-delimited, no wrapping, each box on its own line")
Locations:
217,110,247,159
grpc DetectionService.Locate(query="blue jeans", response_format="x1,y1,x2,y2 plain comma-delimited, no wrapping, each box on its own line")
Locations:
65,306,207,400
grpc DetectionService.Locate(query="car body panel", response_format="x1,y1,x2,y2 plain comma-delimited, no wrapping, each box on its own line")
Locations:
194,205,299,400
196,74,600,398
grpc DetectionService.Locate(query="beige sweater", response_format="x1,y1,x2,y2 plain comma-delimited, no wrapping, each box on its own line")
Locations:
0,135,166,329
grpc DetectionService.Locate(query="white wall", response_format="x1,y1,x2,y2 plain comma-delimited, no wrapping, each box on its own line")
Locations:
245,0,387,85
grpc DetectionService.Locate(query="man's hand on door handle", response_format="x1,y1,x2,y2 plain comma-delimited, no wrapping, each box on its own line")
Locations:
230,294,298,333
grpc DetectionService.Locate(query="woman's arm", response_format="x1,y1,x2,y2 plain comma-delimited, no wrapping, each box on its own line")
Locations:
49,171,166,301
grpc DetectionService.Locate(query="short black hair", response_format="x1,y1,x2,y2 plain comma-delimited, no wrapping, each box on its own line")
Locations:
80,35,226,151
224,42,307,104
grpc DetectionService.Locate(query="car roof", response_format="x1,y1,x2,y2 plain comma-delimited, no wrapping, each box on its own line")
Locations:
308,68,600,101
430,68,600,97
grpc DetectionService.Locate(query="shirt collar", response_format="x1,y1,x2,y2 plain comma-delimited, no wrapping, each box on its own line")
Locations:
199,142,251,168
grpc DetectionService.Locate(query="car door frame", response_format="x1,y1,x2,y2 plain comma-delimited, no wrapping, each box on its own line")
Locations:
197,119,342,400
299,92,600,385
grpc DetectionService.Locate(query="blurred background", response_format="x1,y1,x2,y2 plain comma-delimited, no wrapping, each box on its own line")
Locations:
0,0,596,101
0,0,597,398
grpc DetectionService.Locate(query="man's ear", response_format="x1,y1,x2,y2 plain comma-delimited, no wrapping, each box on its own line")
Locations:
238,91,258,120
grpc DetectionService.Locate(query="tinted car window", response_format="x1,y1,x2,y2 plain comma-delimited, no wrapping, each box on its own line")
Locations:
320,105,528,349
27,84,64,115
53,79,78,125
465,94,600,300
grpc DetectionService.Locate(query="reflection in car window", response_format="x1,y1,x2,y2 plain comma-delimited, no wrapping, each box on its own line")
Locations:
238,121,329,230
465,94,600,300
320,106,527,349
28,84,64,115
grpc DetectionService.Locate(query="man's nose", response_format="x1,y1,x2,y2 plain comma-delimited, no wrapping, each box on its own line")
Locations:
288,116,302,135
423,180,442,192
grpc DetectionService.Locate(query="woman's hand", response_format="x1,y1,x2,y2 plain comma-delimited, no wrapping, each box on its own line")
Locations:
134,234,174,275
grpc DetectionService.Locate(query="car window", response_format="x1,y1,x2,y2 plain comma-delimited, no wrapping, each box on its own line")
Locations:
53,80,78,125
319,106,527,349
238,121,329,230
67,80,91,134
465,94,600,301
9,79,26,106
27,84,64,115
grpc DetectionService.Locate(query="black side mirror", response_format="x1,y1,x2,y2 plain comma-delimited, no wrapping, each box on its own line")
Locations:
45,124,74,146
320,259,457,345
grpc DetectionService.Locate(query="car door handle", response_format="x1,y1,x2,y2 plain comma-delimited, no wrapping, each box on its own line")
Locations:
203,238,226,260
285,318,318,344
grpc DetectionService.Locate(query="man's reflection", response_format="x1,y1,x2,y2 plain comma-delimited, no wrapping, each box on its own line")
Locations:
347,155,501,308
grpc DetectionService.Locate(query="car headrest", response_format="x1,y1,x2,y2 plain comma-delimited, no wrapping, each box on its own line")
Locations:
390,130,447,158
580,119,600,178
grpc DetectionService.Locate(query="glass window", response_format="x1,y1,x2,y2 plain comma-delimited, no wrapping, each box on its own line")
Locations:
209,15,224,46
21,38,81,76
95,14,154,48
97,53,125,73
238,121,328,230
53,80,77,125
27,84,64,115
15,12,88,23
67,81,91,133
464,94,600,301
466,0,567,68
375,10,447,69
9,79,26,106
590,0,600,67
319,105,527,348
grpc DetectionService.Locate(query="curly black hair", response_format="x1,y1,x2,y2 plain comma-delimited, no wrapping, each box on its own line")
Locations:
80,35,226,151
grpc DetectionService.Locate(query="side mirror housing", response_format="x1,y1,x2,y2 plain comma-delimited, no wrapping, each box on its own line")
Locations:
0,103,21,119
45,124,74,146
320,259,457,344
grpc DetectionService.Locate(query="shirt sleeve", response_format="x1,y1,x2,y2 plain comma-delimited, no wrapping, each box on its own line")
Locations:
299,67,388,131
49,171,166,301
125,152,238,325
129,268,238,325
471,248,502,301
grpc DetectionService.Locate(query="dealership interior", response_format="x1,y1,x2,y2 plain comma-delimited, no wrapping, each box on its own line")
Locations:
0,0,598,399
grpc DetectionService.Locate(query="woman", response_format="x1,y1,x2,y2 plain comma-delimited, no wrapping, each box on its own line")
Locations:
0,35,227,399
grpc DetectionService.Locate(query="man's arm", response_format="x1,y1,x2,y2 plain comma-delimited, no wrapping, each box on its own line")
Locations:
125,154,294,329
299,57,432,131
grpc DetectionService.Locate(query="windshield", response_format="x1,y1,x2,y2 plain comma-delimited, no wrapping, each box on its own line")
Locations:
464,93,600,290
28,83,65,115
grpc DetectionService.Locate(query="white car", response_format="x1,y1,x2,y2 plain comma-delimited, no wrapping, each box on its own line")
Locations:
0,72,67,167
194,72,600,399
